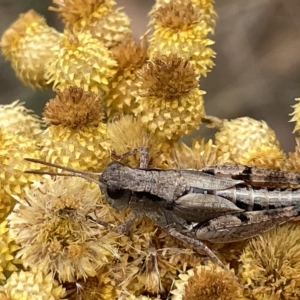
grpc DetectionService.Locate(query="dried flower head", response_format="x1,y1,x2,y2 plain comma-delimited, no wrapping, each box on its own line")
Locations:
87,7,131,49
0,127,40,220
111,36,148,71
171,262,243,300
139,55,198,99
290,97,300,134
0,9,60,89
284,137,300,172
148,0,215,76
153,1,201,29
0,100,42,140
9,176,118,282
40,87,110,172
124,296,162,300
190,0,217,30
215,117,282,167
49,0,115,25
43,87,104,128
2,269,66,300
65,274,116,300
0,221,20,284
170,139,231,169
239,223,300,300
238,144,285,169
50,0,131,48
133,54,205,140
46,30,117,95
103,220,159,295
150,0,217,32
107,115,168,168
106,36,148,118
107,215,202,297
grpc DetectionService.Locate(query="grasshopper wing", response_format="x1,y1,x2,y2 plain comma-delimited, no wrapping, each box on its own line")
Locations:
173,193,243,223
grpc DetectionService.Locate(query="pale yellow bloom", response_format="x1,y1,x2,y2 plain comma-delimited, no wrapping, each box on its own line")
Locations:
9,176,118,282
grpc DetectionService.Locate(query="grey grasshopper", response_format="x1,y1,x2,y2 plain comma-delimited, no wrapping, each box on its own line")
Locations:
25,153,300,268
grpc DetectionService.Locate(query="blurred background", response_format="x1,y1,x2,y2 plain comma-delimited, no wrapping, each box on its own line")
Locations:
0,0,299,152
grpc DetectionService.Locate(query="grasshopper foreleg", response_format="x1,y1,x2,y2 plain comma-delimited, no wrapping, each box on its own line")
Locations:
113,211,138,234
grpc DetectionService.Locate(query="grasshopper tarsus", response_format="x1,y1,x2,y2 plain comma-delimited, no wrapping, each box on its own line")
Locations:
86,215,114,231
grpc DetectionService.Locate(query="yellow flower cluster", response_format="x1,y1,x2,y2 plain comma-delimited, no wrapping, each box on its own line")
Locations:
0,103,41,221
2,269,66,300
214,116,285,169
0,0,213,138
1,0,300,299
0,221,19,284
46,30,117,95
0,10,61,89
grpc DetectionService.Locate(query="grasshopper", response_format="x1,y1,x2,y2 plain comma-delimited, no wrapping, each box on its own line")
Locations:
25,151,300,268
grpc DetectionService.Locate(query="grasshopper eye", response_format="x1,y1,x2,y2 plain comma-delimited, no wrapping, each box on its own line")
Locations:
107,187,130,200
101,186,131,211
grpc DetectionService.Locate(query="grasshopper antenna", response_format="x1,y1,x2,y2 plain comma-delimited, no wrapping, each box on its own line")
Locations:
24,158,103,187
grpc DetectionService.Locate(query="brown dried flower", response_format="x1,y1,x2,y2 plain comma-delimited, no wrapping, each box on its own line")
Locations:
153,1,200,29
49,0,110,25
133,54,205,140
150,0,217,32
43,87,104,128
111,36,148,70
40,87,110,172
172,262,243,300
139,54,198,99
65,274,116,300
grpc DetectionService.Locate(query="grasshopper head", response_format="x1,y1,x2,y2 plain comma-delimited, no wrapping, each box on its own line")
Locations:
100,162,123,188
100,162,131,211
100,184,131,211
